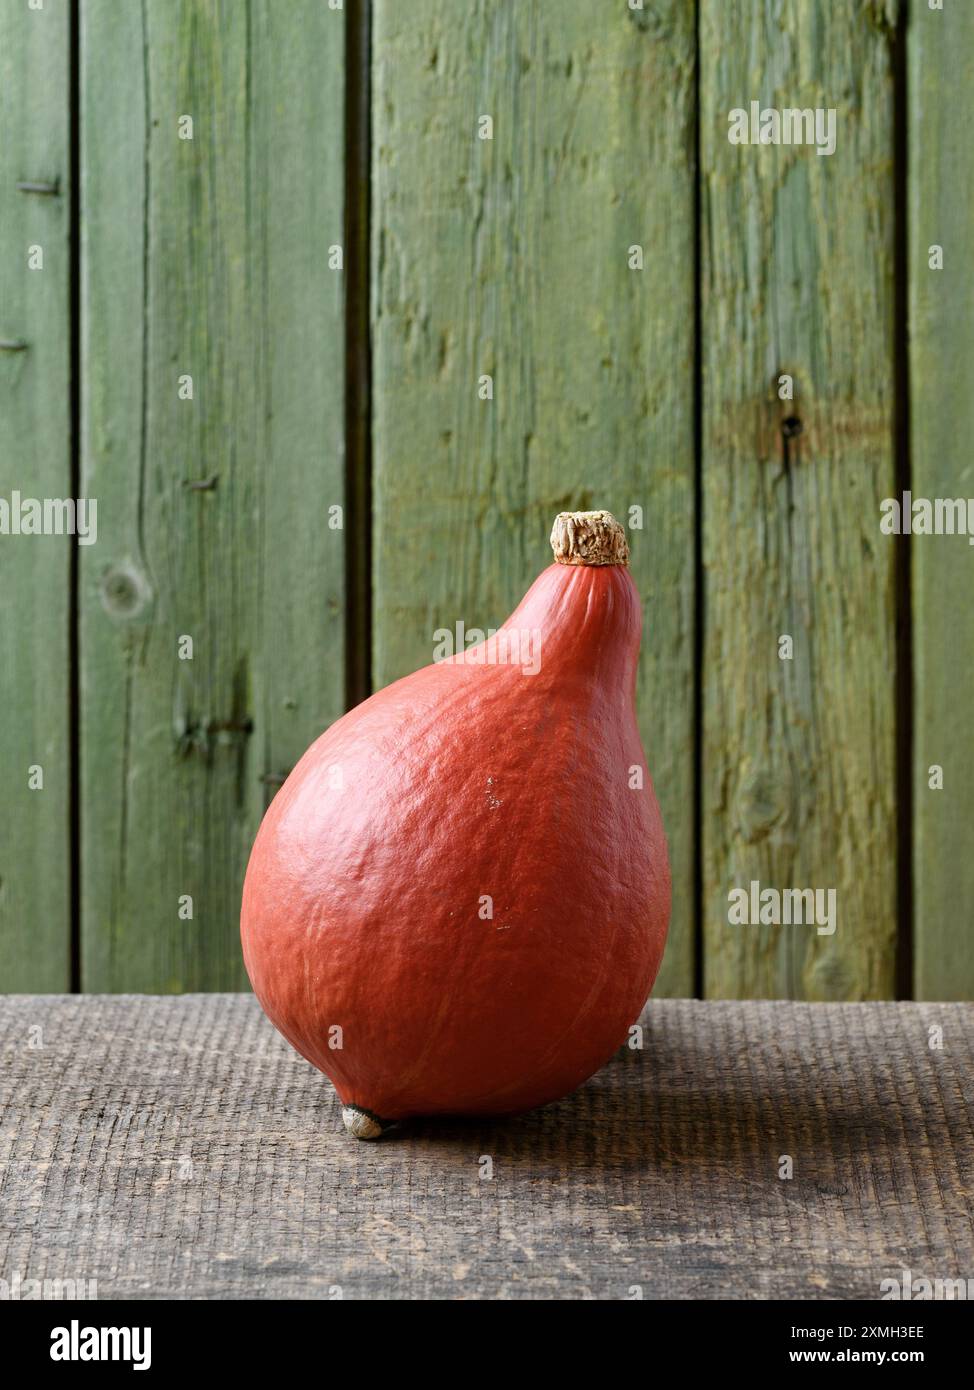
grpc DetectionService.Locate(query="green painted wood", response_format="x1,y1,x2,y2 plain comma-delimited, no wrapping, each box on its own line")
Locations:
371,0,697,996
700,1,898,998
910,2,974,1001
0,0,71,990
79,0,346,991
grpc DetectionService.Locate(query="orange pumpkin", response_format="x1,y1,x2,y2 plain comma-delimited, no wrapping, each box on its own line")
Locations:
241,511,670,1135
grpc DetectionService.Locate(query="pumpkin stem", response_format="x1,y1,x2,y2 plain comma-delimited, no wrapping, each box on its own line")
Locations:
550,510,629,567
342,1104,391,1140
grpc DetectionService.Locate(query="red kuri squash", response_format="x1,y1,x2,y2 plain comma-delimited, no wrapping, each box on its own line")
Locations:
241,511,670,1137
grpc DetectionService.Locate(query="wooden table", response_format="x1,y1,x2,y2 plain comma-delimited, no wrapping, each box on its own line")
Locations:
1,996,971,1300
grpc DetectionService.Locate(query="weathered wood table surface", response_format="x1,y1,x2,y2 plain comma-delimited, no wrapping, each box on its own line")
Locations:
1,996,971,1300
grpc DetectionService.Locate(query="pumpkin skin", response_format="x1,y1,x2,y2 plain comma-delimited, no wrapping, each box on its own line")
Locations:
241,513,670,1132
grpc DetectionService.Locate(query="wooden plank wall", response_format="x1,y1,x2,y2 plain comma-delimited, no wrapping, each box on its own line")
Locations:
79,0,347,989
371,0,698,997
0,0,970,1000
0,0,72,990
699,0,899,999
910,0,974,1001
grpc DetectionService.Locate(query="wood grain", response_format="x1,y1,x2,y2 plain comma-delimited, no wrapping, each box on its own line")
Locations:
700,0,898,998
909,1,974,1001
371,0,697,996
0,993,970,1298
0,0,71,990
79,1,346,990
